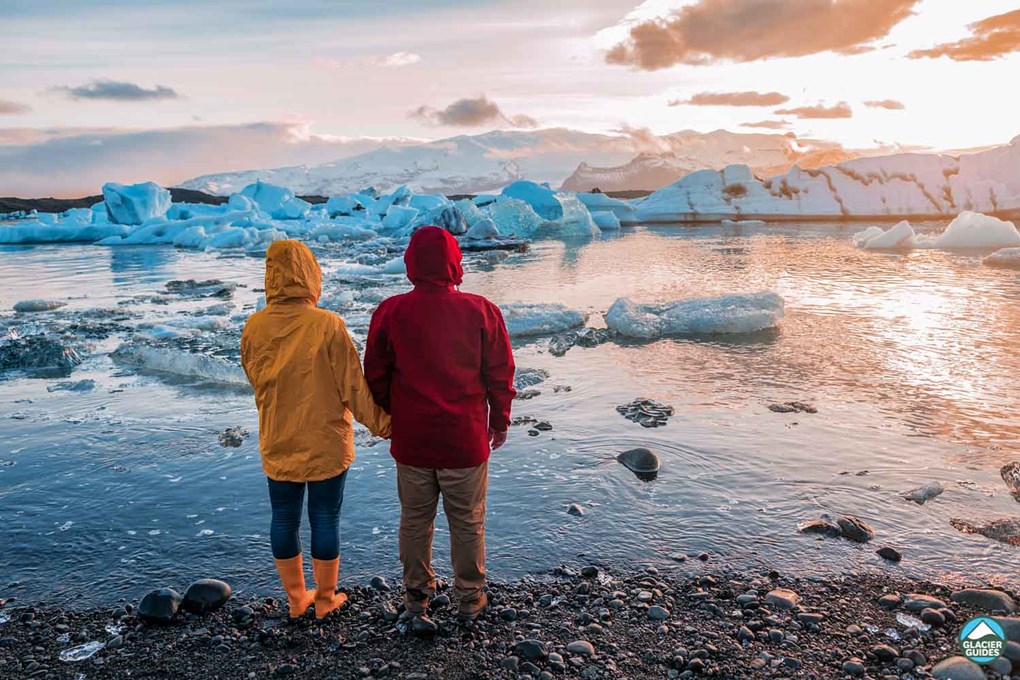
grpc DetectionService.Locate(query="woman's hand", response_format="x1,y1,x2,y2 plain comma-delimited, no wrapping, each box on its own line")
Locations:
488,427,507,451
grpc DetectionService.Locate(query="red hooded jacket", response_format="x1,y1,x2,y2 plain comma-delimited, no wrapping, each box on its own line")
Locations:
364,226,516,469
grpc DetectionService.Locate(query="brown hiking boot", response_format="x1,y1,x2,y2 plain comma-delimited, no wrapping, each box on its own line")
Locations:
457,590,488,621
403,588,429,615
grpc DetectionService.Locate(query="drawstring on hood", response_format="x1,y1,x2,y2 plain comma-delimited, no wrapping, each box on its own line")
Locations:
265,240,322,305
404,226,464,289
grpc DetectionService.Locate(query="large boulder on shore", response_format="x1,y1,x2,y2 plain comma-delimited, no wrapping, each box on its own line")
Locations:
102,182,172,225
138,588,182,624
182,579,232,614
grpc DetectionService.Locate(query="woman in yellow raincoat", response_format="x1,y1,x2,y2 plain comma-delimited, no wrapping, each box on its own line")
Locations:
241,239,391,620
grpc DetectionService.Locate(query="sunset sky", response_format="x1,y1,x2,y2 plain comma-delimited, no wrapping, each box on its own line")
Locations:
2,0,1019,195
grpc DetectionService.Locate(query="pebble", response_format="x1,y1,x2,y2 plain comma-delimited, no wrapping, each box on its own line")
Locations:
876,547,902,562
137,588,182,624
369,576,390,592
647,606,670,621
919,607,945,627
878,594,902,609
514,640,549,662
835,515,875,543
182,579,232,614
566,640,595,657
580,566,599,578
842,658,866,676
931,656,986,680
949,588,1016,613
567,503,585,517
764,589,799,610
903,593,946,611
411,614,438,637
616,447,660,475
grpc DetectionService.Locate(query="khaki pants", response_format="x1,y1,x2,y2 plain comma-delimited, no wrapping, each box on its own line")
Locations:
396,462,487,612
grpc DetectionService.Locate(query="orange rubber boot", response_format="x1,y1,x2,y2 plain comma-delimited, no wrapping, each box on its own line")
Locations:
312,557,349,620
274,556,315,618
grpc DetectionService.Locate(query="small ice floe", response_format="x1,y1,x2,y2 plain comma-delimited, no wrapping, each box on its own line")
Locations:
196,529,214,537
57,632,70,644
901,481,945,505
895,612,930,632
58,521,74,531
0,610,10,624
984,247,1020,269
47,379,97,393
616,398,674,428
548,327,615,357
13,299,67,313
852,221,916,250
514,367,549,390
500,303,587,338
105,623,123,635
111,345,248,387
59,640,105,662
605,292,784,339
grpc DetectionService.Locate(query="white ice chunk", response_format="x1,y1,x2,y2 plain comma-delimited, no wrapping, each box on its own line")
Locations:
922,211,1020,250
309,218,378,242
605,292,785,339
381,256,407,274
855,220,917,250
501,181,598,238
111,345,248,386
325,194,366,217
984,247,1020,269
574,192,638,224
237,181,310,220
591,210,621,231
500,303,587,338
464,218,500,240
382,205,419,232
102,181,172,225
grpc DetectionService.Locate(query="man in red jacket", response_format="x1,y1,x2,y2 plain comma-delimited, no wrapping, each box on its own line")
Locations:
364,226,516,625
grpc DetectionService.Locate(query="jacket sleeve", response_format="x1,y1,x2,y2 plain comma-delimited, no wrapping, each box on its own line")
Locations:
363,304,393,413
481,303,516,431
239,319,256,387
330,318,391,439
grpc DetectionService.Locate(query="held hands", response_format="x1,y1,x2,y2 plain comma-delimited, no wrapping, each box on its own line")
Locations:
488,427,508,451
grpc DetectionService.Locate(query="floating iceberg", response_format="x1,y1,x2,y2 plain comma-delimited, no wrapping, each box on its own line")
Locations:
984,247,1020,269
237,181,310,220
500,303,588,338
464,218,499,240
574,192,638,224
324,194,366,217
634,137,1020,222
487,198,545,238
852,220,917,250
111,345,248,387
605,292,785,339
501,181,599,238
0,214,130,245
919,211,1020,250
102,181,172,225
382,205,419,232
591,210,621,231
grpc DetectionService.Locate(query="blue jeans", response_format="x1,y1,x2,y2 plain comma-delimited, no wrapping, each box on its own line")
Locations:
266,471,347,560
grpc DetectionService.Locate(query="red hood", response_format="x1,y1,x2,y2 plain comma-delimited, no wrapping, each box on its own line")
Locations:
404,226,464,288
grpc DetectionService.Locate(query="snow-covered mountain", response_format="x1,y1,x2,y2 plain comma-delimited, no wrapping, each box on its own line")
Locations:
178,128,852,197
178,129,644,196
561,131,856,192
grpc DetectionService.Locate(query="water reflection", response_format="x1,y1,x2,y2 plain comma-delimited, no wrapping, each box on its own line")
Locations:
110,246,174,284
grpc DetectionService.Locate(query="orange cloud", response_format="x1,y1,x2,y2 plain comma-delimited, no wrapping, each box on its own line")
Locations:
775,102,853,119
671,91,790,107
606,0,919,69
908,9,1020,61
864,99,905,110
741,120,791,130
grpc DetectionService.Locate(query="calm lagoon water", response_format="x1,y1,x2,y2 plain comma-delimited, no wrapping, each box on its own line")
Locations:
2,222,1019,606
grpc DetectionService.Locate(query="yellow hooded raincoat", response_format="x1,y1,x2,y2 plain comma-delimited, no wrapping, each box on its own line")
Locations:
241,240,390,482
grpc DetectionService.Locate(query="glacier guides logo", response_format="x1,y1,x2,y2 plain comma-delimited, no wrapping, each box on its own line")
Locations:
958,617,1005,663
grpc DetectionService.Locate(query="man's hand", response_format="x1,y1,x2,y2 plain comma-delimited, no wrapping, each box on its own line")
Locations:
488,427,508,451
